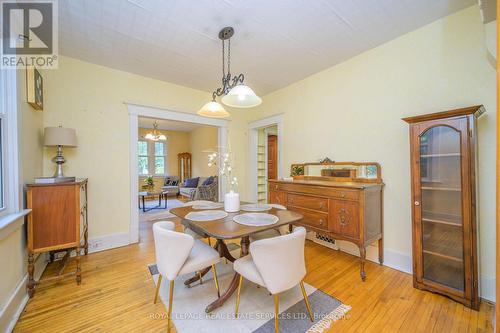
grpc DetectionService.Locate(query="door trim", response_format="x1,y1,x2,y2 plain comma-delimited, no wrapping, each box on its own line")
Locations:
248,114,284,202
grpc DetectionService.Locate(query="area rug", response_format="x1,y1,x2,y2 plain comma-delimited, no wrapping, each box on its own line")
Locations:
148,260,350,332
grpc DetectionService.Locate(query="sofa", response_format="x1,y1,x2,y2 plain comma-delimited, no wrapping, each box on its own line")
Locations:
179,176,218,201
161,176,180,197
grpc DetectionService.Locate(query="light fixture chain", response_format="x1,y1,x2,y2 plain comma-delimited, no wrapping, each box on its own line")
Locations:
222,39,225,79
228,38,231,76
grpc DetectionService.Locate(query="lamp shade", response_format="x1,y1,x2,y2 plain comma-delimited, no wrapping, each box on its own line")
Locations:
221,84,262,108
197,101,230,118
44,127,77,147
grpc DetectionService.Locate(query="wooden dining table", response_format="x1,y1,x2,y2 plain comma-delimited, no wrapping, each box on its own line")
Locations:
169,204,303,313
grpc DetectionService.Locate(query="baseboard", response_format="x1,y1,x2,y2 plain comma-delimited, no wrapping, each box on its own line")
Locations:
88,232,130,253
480,274,495,303
0,254,47,333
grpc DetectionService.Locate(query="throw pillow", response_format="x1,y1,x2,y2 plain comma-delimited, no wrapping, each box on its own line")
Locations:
184,177,199,188
202,176,214,186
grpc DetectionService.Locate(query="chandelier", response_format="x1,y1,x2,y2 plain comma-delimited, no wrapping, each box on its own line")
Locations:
198,27,262,118
144,121,166,141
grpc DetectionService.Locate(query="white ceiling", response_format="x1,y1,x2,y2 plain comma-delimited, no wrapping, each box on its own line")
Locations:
59,0,476,95
138,117,207,132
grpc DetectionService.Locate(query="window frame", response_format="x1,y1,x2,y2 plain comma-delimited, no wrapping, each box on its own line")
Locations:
0,69,20,218
153,141,167,176
137,140,149,176
137,138,168,176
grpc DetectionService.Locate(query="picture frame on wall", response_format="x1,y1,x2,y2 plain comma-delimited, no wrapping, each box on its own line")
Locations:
26,67,44,111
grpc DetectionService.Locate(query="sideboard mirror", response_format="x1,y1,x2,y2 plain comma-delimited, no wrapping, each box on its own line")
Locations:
291,162,381,182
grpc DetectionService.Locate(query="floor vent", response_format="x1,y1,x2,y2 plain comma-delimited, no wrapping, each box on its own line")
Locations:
312,232,339,250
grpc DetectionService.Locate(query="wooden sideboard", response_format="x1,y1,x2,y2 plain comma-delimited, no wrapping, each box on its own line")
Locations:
26,179,88,297
269,175,383,281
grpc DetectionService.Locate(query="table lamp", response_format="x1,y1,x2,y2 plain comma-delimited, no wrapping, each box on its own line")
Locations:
44,126,77,178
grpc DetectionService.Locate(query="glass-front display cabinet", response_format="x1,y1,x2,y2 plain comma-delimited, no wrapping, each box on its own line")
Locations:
403,106,484,310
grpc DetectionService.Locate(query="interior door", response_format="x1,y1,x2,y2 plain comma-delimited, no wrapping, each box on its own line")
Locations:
267,135,278,180
412,117,470,297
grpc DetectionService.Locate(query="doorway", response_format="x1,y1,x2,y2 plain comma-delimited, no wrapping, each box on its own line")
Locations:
248,114,284,203
126,102,229,244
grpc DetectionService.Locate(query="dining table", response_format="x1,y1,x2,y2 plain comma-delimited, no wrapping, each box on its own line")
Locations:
169,204,304,313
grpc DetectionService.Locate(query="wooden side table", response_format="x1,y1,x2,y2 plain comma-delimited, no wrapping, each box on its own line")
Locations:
26,179,88,297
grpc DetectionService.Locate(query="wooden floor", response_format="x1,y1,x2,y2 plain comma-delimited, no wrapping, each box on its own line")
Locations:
15,207,494,332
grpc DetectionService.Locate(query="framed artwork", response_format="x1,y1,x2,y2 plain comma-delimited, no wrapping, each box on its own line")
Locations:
26,67,43,110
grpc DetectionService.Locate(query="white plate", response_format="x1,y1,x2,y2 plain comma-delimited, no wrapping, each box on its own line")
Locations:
233,213,279,227
192,202,224,210
186,210,228,221
240,203,272,212
183,200,214,206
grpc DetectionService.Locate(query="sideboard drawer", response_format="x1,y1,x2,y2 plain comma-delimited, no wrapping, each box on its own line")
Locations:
330,200,359,239
288,206,329,231
268,190,286,206
287,194,328,212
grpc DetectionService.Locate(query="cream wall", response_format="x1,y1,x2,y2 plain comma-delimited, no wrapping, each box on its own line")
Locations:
41,56,248,241
250,6,496,300
189,126,218,177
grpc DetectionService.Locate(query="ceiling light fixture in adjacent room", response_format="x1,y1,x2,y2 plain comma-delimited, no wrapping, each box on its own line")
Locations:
144,121,166,141
197,26,262,118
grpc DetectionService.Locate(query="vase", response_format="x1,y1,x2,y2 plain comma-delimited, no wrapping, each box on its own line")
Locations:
224,191,240,212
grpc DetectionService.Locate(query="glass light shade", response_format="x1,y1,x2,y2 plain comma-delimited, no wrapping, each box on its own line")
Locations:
197,101,230,118
144,133,155,140
158,134,167,141
221,84,262,108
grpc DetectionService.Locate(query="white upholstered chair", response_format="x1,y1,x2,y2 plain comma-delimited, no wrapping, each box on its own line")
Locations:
153,221,220,332
249,204,290,242
234,227,313,332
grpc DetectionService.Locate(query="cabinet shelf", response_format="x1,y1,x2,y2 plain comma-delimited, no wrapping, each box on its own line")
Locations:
421,186,461,192
422,211,462,227
420,153,461,158
422,250,463,263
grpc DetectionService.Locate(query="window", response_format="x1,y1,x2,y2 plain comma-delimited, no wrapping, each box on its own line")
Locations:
0,118,4,210
154,142,165,175
0,68,20,218
137,140,167,175
138,141,149,175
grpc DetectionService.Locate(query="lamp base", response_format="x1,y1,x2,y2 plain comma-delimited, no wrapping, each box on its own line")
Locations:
52,145,67,178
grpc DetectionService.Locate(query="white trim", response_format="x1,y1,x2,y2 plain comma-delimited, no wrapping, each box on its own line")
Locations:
0,209,30,241
126,103,229,244
0,253,47,333
0,69,20,216
126,102,230,128
247,114,284,202
88,232,131,253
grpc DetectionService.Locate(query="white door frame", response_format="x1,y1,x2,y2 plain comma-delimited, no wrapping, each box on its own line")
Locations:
247,114,284,203
126,102,229,244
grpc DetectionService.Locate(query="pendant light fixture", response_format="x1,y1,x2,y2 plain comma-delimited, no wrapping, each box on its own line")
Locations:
144,121,166,141
197,27,262,118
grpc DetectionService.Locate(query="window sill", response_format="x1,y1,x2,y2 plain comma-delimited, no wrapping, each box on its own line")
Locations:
0,209,31,241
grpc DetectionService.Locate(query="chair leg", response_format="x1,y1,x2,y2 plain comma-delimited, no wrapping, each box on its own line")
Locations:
167,280,174,333
235,275,244,317
300,281,314,322
154,275,162,304
274,294,280,333
208,237,212,246
198,271,203,284
211,264,220,298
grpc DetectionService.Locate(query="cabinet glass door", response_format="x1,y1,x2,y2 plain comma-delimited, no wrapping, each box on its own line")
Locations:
419,125,464,291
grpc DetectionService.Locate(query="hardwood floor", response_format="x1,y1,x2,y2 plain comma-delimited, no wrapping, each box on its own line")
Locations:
14,209,494,332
